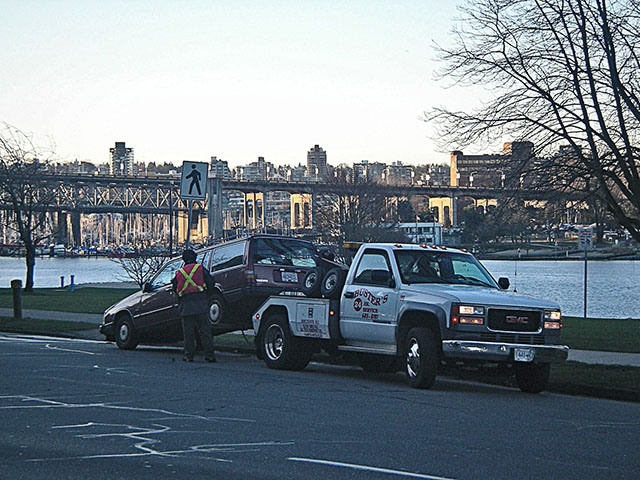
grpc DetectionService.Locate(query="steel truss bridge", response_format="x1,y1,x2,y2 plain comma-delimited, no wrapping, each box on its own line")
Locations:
17,173,549,215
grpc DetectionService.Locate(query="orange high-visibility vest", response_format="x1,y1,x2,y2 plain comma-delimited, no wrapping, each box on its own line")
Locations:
175,263,205,297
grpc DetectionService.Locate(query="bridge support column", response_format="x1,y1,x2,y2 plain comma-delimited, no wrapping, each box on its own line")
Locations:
70,211,82,247
451,193,458,227
55,212,68,245
207,178,224,241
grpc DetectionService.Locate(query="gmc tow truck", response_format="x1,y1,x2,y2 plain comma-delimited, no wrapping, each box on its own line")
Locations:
252,243,568,393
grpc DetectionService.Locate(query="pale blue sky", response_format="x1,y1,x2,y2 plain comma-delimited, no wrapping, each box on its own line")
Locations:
1,0,474,168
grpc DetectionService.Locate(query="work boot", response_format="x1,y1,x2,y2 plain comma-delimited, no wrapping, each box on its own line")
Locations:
182,355,193,362
204,355,217,363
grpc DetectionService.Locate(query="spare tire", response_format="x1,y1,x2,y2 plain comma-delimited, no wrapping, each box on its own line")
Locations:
301,268,322,298
321,268,347,299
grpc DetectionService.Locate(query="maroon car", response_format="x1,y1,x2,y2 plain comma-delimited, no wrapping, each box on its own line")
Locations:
100,235,326,349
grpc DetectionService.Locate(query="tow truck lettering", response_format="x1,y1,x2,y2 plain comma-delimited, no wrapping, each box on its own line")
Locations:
353,288,388,306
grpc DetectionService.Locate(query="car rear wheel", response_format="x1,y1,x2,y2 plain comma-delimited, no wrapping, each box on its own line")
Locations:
405,327,438,389
515,362,550,393
115,315,138,350
261,314,311,371
208,293,226,326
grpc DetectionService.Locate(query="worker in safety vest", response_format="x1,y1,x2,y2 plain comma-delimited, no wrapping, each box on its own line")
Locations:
171,249,217,363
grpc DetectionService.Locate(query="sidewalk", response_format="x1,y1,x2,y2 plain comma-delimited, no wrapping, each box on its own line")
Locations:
2,308,640,367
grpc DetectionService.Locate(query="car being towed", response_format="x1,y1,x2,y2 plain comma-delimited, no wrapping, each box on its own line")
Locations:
100,235,325,349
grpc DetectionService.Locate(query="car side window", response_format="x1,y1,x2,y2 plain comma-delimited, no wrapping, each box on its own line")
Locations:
210,242,246,272
152,261,182,288
353,249,393,286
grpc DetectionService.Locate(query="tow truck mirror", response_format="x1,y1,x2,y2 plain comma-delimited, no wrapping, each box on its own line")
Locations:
498,277,510,290
143,282,153,293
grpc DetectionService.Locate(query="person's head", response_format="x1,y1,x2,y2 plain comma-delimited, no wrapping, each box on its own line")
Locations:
182,249,197,264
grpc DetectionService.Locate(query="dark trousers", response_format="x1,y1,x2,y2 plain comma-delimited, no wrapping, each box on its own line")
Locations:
182,313,215,359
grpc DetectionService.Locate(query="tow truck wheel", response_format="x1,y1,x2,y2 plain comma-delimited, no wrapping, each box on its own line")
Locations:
115,315,138,350
515,362,550,393
261,314,311,371
405,327,438,389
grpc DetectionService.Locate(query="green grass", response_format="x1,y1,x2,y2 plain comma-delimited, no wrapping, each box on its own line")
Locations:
0,316,97,332
0,287,138,314
548,362,640,401
561,316,640,353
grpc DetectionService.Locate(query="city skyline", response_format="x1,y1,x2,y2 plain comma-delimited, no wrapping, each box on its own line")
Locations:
0,1,495,169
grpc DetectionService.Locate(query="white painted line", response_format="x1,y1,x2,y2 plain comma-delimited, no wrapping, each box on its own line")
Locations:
288,457,457,480
45,344,96,355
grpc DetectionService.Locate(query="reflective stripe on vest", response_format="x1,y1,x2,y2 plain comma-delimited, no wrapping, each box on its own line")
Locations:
176,264,205,297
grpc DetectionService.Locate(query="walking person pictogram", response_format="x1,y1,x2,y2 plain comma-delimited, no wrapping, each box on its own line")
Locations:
186,165,202,196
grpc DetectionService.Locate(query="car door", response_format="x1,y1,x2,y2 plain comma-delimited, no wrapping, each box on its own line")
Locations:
209,240,247,304
340,248,399,346
136,260,182,337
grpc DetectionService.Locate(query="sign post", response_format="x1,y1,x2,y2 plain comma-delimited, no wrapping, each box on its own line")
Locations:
179,161,209,249
578,228,593,320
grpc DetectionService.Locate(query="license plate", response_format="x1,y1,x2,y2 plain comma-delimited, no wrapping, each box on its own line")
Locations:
281,272,298,283
514,348,534,362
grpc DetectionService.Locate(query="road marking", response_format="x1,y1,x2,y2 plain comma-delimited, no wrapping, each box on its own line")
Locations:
46,344,95,355
288,457,457,480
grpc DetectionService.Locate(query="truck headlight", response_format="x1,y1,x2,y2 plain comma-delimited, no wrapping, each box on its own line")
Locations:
544,310,562,329
451,304,485,325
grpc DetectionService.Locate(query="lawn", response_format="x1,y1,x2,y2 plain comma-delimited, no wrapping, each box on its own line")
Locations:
0,316,97,332
0,287,138,314
561,316,640,354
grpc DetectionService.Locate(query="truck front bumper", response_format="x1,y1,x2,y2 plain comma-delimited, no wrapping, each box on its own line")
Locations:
442,340,569,364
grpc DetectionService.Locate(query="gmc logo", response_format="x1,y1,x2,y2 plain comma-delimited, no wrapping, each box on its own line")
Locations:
506,315,528,324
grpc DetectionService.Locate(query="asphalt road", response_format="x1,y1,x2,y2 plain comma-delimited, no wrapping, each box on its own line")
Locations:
1,334,638,480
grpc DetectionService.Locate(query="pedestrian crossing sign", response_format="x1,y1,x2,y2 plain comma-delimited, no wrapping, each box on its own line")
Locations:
179,161,208,201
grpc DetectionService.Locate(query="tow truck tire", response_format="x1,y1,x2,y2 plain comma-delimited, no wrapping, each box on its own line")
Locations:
301,268,322,298
115,315,139,350
321,268,347,299
359,354,399,373
261,314,311,371
515,362,550,393
405,327,438,389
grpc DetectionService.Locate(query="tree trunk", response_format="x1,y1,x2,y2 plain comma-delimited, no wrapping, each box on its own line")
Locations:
24,242,36,292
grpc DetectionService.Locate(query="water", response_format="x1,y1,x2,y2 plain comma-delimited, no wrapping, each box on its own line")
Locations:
1,256,638,319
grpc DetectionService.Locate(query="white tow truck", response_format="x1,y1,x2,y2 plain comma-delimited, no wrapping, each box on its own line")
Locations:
252,243,568,392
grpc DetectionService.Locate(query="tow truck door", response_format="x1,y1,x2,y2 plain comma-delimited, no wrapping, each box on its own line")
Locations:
340,248,398,345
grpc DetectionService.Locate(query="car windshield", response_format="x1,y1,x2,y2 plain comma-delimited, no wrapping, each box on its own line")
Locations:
394,250,498,288
252,238,318,267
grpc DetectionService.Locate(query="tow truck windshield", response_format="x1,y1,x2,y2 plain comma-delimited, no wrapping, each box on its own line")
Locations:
394,249,498,288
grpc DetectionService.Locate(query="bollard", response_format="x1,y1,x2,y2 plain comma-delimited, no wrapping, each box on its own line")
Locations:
70,275,75,292
11,279,22,320
60,276,65,288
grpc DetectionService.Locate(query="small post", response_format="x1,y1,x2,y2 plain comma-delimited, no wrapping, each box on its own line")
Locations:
60,276,65,288
70,275,75,292
11,279,22,320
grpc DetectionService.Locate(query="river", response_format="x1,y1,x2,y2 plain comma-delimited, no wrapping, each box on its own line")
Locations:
1,256,638,319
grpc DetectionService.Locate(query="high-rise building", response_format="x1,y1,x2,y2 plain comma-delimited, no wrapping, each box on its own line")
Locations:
109,142,135,176
306,145,327,179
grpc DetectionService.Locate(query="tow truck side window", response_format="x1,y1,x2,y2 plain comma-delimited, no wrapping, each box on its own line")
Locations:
353,249,394,286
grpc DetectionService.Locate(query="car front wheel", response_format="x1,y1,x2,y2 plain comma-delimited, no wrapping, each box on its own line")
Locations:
115,315,138,350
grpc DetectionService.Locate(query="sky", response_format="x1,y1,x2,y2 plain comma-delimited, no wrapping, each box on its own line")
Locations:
1,0,477,168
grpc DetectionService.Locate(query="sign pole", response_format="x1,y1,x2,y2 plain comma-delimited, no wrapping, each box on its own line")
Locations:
186,200,193,250
583,247,588,321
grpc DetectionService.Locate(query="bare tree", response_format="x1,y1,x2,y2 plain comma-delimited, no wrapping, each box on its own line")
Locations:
112,252,168,287
313,168,408,258
0,124,56,291
426,0,640,242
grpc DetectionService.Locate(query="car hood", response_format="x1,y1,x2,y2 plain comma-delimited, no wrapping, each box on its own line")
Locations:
104,289,143,317
401,283,560,310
